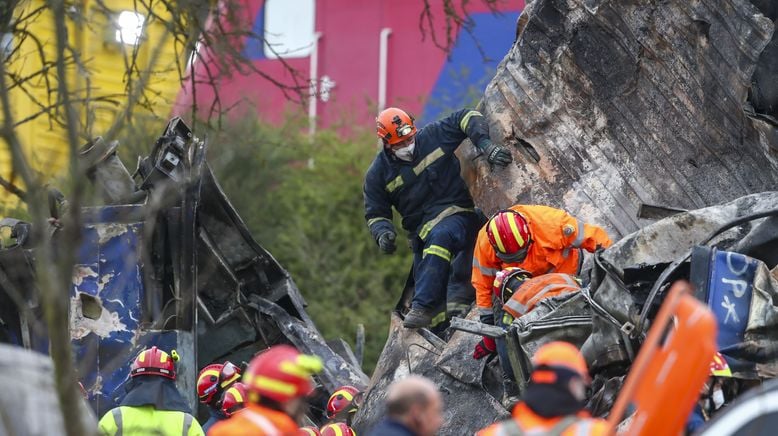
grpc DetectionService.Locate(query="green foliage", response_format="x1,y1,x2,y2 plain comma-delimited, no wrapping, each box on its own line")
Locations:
208,115,412,374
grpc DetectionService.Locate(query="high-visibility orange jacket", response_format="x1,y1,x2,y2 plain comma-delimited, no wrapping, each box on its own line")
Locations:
501,273,581,320
477,402,610,436
473,205,611,315
207,404,298,436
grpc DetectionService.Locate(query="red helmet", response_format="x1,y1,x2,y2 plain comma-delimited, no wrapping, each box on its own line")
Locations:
326,385,361,419
243,345,323,404
298,427,322,436
130,346,177,380
376,108,416,145
197,364,224,404
486,210,531,260
493,267,533,304
197,361,242,404
221,382,249,417
320,423,356,436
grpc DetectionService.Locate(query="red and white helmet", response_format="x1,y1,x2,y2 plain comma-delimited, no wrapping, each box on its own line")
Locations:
197,361,242,405
486,210,532,261
130,346,177,380
320,422,357,436
221,382,249,417
326,385,361,419
243,345,323,404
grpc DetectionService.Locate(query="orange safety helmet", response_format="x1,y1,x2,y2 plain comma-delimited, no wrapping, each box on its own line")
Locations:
221,382,249,417
492,267,532,304
326,385,361,419
320,422,357,436
531,341,589,382
486,210,532,259
243,345,323,404
376,108,416,145
298,427,322,436
130,346,178,380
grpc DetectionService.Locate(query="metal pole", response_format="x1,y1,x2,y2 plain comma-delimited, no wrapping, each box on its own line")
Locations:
308,32,323,137
378,28,392,112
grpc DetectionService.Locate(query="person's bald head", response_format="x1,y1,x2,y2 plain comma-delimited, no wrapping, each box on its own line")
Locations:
385,376,442,436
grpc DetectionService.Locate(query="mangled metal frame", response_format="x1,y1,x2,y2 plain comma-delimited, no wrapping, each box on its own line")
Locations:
0,117,368,421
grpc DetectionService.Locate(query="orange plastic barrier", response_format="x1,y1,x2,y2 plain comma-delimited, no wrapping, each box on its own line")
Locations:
607,281,717,435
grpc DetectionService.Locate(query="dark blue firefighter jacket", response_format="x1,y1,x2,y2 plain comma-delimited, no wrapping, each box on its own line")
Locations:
363,108,491,242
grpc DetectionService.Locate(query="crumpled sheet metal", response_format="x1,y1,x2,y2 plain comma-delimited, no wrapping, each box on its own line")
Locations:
583,192,778,375
352,313,508,435
463,0,778,240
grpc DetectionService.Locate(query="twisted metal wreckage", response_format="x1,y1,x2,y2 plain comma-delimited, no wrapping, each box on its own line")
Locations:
2,0,778,434
0,118,368,431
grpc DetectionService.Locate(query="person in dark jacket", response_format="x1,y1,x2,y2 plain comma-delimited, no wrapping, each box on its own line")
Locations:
367,376,443,436
364,107,512,328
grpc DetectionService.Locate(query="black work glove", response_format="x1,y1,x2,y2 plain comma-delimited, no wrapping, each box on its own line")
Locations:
480,312,495,326
482,140,513,167
377,231,397,254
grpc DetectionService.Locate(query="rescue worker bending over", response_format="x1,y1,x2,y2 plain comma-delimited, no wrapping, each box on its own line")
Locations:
196,361,242,432
364,107,513,328
209,344,323,436
98,346,204,436
473,269,582,407
477,341,608,436
472,206,610,404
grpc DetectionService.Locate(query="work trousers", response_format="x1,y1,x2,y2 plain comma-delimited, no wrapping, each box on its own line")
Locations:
411,213,480,320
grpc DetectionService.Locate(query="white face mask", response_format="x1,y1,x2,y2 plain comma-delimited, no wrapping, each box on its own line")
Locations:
394,141,415,161
712,388,725,409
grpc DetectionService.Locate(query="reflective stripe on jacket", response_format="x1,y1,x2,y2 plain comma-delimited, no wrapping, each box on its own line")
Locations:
207,404,298,436
473,205,612,312
98,405,203,436
501,273,581,319
476,402,610,436
364,108,489,240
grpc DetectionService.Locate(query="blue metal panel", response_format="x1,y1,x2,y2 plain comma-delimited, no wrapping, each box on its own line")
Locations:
70,205,153,416
705,250,757,347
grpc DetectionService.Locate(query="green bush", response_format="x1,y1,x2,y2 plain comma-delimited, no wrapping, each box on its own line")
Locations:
208,116,412,374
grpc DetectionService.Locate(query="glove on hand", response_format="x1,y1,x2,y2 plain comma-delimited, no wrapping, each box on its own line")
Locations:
483,141,513,167
377,231,397,254
473,337,497,359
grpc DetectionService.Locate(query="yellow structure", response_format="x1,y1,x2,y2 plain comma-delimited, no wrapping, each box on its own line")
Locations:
1,0,184,205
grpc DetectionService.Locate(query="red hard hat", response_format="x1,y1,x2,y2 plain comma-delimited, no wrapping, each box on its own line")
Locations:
376,108,416,145
197,363,224,404
243,345,323,404
221,382,249,417
320,422,356,436
298,427,322,436
197,361,242,404
486,210,531,256
130,346,177,380
326,385,361,419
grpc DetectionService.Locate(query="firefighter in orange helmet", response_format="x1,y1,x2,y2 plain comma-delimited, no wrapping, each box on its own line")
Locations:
98,347,204,436
365,107,512,329
477,342,609,436
208,345,323,436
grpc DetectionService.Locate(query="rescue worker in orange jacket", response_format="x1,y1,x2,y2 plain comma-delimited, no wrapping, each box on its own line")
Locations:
471,205,610,405
477,341,609,436
208,345,323,436
474,268,583,407
472,205,611,315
